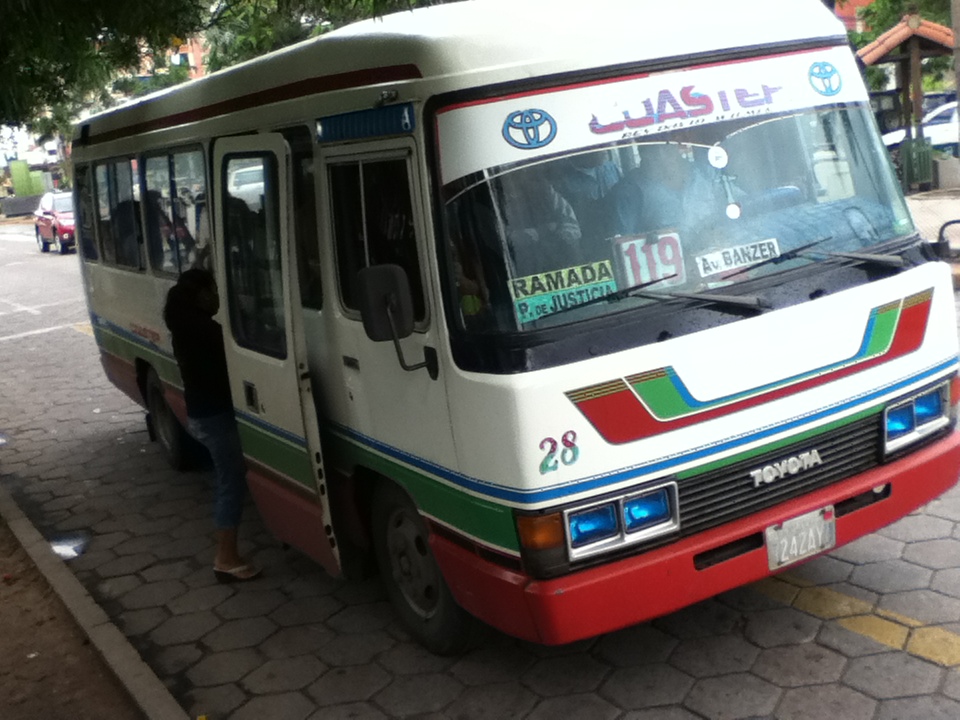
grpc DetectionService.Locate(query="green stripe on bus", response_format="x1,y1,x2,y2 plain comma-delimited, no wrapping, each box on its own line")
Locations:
864,303,900,357
324,430,521,554
634,371,688,418
236,418,316,491
94,326,180,385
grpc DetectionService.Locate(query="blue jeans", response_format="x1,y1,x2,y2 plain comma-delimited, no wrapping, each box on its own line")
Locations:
188,412,247,529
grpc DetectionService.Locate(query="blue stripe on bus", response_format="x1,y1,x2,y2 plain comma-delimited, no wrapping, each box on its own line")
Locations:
236,410,308,448
331,358,959,506
88,309,956,505
90,313,168,356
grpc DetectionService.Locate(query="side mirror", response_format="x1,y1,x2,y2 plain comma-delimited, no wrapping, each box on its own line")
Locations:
357,264,415,342
936,219,960,260
357,264,438,379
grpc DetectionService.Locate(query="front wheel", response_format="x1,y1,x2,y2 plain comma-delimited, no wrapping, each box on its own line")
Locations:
53,231,67,255
36,228,49,253
372,482,476,655
145,369,191,471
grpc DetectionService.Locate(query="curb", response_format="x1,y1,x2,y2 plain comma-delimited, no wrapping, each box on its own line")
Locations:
0,484,188,720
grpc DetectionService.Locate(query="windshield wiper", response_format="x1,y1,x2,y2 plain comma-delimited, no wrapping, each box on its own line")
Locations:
723,236,832,281
521,273,681,325
531,273,680,320
528,271,767,325
630,288,770,313
725,236,909,281
799,248,906,268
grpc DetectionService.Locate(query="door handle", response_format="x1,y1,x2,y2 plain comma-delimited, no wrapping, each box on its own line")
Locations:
243,381,259,413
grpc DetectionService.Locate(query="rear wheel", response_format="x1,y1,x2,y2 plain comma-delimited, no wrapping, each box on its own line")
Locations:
146,369,191,471
36,228,49,253
372,481,476,655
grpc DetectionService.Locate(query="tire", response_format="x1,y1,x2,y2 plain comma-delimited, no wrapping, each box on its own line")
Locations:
54,231,68,255
145,369,190,471
36,228,49,253
372,482,476,655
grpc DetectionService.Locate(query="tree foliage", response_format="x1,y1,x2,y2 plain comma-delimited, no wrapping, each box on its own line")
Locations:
0,0,207,125
204,0,441,73
0,0,447,128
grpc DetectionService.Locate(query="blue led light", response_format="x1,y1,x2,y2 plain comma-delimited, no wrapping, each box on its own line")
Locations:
569,504,618,547
915,390,943,424
886,404,915,439
623,488,671,533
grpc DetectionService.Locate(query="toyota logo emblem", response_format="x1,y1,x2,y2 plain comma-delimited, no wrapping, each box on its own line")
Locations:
808,62,842,97
502,109,557,149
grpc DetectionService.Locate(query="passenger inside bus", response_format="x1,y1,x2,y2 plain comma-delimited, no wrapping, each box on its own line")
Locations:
497,168,581,276
550,152,622,244
611,143,723,239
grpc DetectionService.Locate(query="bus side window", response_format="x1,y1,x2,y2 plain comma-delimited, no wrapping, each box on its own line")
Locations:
329,156,425,321
279,126,321,309
172,150,205,270
94,159,143,270
94,164,116,264
144,155,177,273
74,165,99,261
223,153,287,359
144,150,207,275
113,159,143,269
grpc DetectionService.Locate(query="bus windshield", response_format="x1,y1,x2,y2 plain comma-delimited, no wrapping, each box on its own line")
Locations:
443,103,912,333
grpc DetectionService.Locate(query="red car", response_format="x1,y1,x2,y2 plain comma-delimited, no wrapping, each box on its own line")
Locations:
34,191,75,254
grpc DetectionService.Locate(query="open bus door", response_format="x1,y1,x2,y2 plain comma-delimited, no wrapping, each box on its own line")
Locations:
212,135,338,575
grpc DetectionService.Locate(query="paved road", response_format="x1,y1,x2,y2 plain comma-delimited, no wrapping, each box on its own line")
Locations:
4,217,960,720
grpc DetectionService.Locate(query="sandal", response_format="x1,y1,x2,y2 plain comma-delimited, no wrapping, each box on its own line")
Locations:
214,563,262,583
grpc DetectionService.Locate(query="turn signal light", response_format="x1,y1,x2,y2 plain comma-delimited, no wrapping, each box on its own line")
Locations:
516,512,564,551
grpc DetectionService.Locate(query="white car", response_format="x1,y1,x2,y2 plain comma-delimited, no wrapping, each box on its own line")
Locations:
227,164,264,211
882,101,959,151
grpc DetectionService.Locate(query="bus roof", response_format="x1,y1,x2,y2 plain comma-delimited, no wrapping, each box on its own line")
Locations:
76,0,845,144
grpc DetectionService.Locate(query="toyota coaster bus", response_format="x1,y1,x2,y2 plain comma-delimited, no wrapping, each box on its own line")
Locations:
72,0,960,652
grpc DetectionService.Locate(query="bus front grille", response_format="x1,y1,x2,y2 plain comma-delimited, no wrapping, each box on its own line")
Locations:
677,415,883,537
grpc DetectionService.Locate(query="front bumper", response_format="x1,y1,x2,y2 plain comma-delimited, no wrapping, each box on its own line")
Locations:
432,431,960,645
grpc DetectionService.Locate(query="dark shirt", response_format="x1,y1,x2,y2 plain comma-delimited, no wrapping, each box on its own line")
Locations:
169,313,233,419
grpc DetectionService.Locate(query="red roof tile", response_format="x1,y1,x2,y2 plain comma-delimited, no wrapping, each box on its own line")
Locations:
858,14,955,66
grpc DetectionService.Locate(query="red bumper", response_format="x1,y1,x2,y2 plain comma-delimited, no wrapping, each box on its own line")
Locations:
432,431,960,645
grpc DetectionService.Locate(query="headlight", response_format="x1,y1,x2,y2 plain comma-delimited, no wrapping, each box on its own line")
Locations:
884,381,951,454
623,487,673,533
564,481,679,561
569,503,619,547
516,480,680,576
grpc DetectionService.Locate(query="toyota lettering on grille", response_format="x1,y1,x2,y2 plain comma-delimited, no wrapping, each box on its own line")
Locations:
749,449,823,488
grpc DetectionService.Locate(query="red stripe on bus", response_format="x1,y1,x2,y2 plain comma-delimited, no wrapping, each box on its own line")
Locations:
574,295,932,444
85,64,423,145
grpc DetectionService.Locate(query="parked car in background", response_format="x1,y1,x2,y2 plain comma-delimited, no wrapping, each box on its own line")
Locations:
226,163,264,212
34,191,75,254
882,101,959,155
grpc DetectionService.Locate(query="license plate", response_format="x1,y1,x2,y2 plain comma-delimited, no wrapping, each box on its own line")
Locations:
765,506,836,571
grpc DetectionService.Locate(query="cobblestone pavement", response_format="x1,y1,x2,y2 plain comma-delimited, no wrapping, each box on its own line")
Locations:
4,198,960,719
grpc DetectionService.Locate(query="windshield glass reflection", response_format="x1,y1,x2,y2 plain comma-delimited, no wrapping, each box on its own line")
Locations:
444,105,912,332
